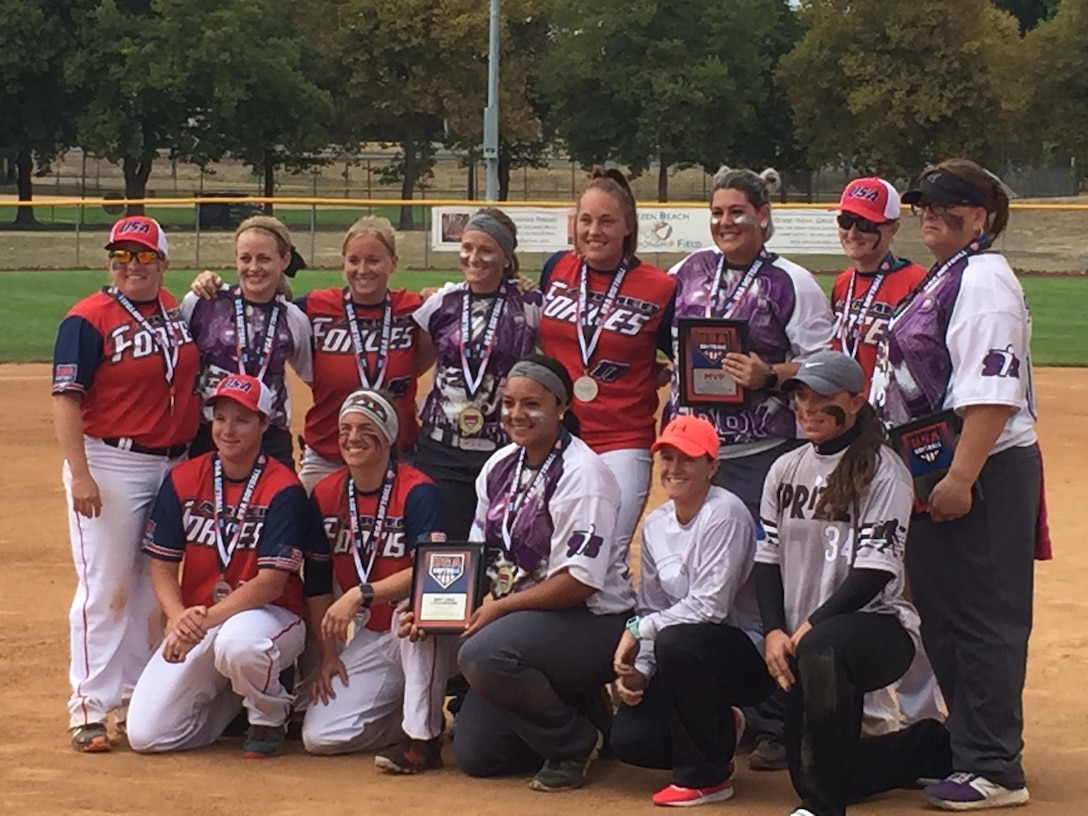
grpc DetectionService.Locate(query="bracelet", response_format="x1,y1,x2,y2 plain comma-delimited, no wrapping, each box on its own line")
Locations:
625,615,642,640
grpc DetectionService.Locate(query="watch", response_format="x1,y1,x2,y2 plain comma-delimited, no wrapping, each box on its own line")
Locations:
358,583,375,608
625,615,642,640
763,365,778,390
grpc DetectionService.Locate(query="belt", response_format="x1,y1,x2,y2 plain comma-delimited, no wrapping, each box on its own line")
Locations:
102,437,188,459
426,426,498,453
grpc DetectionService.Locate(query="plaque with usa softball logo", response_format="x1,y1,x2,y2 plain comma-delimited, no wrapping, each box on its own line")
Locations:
889,410,963,512
411,542,486,633
677,318,750,407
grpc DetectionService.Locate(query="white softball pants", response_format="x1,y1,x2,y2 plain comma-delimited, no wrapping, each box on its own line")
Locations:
126,606,306,752
598,448,653,555
298,448,342,495
63,437,178,729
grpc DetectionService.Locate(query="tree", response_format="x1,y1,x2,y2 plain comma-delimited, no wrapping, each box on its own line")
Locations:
778,0,1023,181
534,0,800,201
991,0,1059,32
0,0,83,225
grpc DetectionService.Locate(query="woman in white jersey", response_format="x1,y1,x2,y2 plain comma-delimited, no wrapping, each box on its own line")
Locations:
757,350,952,816
877,159,1043,812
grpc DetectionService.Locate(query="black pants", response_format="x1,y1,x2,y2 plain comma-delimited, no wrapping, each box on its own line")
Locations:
411,434,494,541
907,444,1039,789
611,623,775,788
189,423,295,469
454,607,627,776
784,613,952,816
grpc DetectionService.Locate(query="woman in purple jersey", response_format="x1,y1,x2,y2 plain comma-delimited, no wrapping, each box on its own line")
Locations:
876,159,1040,812
413,208,541,539
181,216,312,467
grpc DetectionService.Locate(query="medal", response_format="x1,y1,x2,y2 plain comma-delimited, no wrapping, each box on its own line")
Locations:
834,254,891,360
574,261,627,384
343,289,392,389
212,580,232,603
705,250,766,318
572,375,599,403
460,285,506,400
352,608,371,631
212,454,266,572
108,287,181,405
500,433,567,560
488,554,518,599
233,288,281,381
347,464,396,587
457,406,486,436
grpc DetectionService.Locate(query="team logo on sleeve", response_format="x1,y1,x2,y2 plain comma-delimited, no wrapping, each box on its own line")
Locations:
53,364,77,386
428,553,465,589
981,345,1021,378
565,524,603,558
859,518,904,557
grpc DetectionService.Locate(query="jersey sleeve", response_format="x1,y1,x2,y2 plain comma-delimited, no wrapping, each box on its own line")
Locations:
413,283,455,334
302,494,333,597
284,301,314,384
256,484,307,573
469,457,495,539
404,481,445,547
52,315,103,395
179,291,199,325
545,491,620,590
756,457,785,565
784,267,835,361
142,473,186,562
853,459,911,574
539,250,567,290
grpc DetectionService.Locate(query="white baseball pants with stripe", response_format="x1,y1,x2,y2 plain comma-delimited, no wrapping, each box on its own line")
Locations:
63,438,178,729
126,606,305,752
598,447,653,555
301,617,460,754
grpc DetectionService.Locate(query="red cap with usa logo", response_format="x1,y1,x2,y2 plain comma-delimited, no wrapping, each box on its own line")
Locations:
838,177,901,224
208,374,274,417
105,215,170,257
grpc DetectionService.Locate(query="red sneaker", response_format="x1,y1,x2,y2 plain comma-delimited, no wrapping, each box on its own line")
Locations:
651,780,734,807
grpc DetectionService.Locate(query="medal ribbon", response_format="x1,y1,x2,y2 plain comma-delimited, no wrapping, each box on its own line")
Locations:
233,288,281,381
500,432,566,556
460,284,506,399
347,463,396,584
212,454,266,571
575,262,627,371
705,250,767,318
343,289,392,389
834,253,892,359
108,287,180,388
889,236,993,327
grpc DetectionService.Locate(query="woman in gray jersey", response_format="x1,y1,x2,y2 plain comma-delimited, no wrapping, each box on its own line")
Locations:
756,350,951,816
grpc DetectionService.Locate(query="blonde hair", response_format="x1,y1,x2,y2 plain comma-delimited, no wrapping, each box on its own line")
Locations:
342,216,397,258
235,216,292,258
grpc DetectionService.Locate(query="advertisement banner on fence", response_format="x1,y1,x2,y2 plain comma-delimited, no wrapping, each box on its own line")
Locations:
431,206,842,255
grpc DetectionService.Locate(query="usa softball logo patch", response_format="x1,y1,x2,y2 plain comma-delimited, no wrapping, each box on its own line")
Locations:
428,553,465,589
53,364,77,385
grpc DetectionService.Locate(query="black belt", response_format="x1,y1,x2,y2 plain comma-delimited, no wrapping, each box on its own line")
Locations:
102,437,188,459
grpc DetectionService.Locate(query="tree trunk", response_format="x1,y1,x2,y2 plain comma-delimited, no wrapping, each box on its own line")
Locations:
498,141,512,201
657,157,669,202
263,152,275,215
122,156,154,215
399,136,417,231
14,150,38,227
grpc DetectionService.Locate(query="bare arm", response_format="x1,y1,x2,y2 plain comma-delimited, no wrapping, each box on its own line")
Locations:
414,330,438,376
52,393,100,517
202,569,290,629
149,558,187,627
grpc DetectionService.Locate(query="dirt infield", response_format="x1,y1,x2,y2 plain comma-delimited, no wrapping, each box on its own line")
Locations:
1,365,1085,815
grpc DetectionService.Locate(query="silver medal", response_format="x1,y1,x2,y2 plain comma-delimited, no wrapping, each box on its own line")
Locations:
572,375,599,403
212,580,232,603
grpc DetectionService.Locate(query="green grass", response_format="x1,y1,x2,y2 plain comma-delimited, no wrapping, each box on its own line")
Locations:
0,204,427,229
0,270,1084,365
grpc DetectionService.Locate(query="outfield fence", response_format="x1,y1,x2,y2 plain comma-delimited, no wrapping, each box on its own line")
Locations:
1,196,1086,274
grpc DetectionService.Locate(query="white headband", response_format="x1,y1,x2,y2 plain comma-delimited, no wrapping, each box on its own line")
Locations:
338,390,399,445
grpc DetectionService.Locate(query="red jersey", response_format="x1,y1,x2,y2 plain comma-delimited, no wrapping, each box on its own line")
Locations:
52,288,200,447
304,462,444,633
142,453,307,616
830,259,928,393
539,252,676,453
299,287,423,458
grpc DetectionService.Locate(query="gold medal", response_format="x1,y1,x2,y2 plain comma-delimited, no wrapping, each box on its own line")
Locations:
489,556,518,599
457,406,486,436
212,580,232,603
572,375,599,403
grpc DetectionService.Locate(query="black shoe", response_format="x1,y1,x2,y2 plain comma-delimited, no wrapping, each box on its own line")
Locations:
528,731,603,792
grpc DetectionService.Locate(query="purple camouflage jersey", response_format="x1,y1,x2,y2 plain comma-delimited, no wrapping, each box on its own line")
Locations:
414,280,541,446
180,287,312,430
664,248,834,446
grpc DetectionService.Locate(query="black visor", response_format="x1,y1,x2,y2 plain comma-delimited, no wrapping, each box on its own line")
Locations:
901,168,994,211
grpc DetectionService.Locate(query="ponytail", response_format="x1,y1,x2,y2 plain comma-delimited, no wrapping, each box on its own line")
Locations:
814,403,886,521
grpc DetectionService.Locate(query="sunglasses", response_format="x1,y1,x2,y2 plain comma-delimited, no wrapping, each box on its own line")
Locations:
836,213,882,234
909,200,969,216
109,249,161,264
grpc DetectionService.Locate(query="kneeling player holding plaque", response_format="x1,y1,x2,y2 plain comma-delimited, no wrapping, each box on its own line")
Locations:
411,541,486,633
300,389,455,773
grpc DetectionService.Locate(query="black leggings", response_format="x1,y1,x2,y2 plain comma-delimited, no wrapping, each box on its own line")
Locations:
611,623,775,788
784,613,952,816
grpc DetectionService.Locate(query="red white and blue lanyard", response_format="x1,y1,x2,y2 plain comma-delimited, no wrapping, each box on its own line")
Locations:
343,289,392,389
213,454,266,571
705,250,767,318
233,288,280,381
347,464,396,584
575,261,627,370
461,284,506,399
108,287,180,390
500,434,565,555
834,253,892,359
888,236,993,329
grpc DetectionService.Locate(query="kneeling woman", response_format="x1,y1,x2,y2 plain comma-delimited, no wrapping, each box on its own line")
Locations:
127,375,308,758
301,389,454,772
453,354,635,791
610,415,773,807
757,350,951,816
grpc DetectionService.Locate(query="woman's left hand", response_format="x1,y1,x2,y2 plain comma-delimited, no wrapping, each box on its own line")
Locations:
462,598,507,638
928,472,974,522
653,360,673,388
321,589,362,643
723,351,771,390
790,620,813,650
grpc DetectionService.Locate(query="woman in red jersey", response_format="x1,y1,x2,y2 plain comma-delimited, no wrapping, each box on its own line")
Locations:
538,168,676,553
51,216,201,752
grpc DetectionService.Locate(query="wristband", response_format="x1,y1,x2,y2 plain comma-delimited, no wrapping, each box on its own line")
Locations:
763,365,779,390
625,615,642,640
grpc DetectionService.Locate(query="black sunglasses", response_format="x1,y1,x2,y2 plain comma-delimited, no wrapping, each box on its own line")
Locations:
836,213,882,234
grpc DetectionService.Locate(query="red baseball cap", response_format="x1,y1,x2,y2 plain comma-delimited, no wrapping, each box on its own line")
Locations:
208,374,274,417
652,415,720,459
838,177,900,224
105,216,170,257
